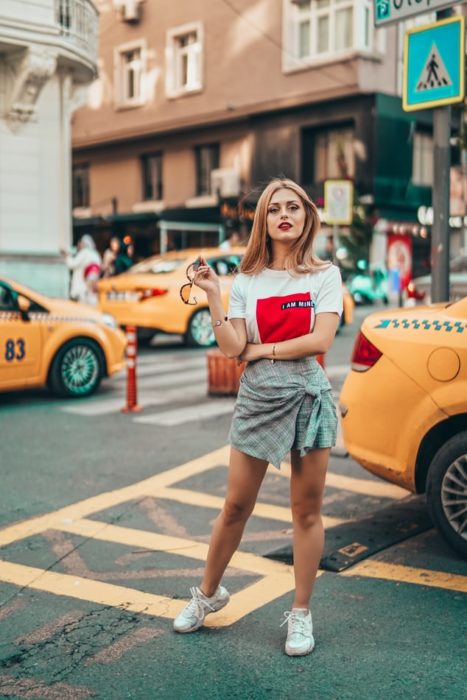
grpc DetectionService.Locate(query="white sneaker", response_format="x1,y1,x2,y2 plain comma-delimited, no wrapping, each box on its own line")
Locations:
173,586,230,633
281,608,315,656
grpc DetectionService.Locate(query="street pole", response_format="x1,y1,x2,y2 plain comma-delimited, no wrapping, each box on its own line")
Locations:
431,105,451,302
431,7,453,303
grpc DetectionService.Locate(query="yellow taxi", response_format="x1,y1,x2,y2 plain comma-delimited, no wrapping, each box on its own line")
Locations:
0,277,126,398
97,247,354,347
339,297,467,556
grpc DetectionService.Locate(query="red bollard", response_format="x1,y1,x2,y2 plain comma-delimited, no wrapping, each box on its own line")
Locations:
121,325,142,413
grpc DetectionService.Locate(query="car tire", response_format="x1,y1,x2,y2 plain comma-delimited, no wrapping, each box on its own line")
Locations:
185,308,216,347
426,431,467,558
49,338,104,398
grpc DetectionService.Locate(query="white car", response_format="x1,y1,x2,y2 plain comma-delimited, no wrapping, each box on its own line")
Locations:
407,255,467,304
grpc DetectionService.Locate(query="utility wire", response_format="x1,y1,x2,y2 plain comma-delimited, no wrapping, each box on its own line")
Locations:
218,0,357,89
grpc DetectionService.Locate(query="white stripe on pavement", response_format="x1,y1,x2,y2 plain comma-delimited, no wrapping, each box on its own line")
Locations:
133,399,235,427
61,398,163,416
61,384,207,416
325,364,350,379
138,368,207,389
114,358,206,381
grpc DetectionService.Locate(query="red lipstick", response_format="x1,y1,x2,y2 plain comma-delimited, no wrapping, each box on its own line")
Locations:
279,222,292,230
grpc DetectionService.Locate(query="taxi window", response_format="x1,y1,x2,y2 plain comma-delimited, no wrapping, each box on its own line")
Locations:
209,255,242,277
130,259,186,275
0,285,16,311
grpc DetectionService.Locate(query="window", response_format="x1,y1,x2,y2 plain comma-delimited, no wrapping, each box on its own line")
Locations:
284,0,374,68
195,144,220,196
412,132,433,187
72,164,90,208
314,127,355,180
115,41,145,107
141,153,163,201
166,23,203,97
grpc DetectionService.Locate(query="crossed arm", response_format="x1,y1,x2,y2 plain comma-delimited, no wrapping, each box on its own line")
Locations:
207,289,340,361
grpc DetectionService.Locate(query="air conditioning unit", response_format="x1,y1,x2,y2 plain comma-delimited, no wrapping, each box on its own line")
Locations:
113,0,142,23
211,169,241,198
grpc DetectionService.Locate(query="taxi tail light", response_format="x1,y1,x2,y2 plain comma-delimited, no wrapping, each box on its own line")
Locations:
138,288,168,300
351,331,382,372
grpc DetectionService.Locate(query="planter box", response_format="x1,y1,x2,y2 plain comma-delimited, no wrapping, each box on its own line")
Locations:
207,349,245,396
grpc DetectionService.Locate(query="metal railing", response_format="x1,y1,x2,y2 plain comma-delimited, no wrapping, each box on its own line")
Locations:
55,0,99,58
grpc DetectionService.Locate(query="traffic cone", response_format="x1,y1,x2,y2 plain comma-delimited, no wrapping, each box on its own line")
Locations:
121,325,142,413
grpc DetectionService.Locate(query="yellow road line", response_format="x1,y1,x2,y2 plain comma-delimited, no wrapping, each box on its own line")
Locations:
342,560,467,593
270,463,408,499
149,487,345,528
325,473,408,499
0,558,295,627
59,519,289,577
0,446,230,549
0,561,183,619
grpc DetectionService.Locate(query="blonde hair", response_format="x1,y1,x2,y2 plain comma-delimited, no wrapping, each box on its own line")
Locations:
240,178,330,275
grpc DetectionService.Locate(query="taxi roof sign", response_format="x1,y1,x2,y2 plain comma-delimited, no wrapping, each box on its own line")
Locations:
403,16,464,112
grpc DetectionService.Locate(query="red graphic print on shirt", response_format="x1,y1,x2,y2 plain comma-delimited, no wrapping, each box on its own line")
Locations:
256,292,315,343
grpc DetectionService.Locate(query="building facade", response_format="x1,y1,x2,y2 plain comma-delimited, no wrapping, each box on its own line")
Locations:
72,0,462,275
0,0,98,296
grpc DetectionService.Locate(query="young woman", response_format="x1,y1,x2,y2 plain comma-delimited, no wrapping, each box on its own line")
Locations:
174,178,343,656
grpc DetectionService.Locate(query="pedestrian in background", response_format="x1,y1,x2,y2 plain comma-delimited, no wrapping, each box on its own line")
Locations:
114,239,134,275
174,178,343,656
219,230,241,250
62,234,102,305
101,236,120,278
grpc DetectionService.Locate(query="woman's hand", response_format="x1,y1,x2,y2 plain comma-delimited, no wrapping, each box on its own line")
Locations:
238,343,264,363
193,256,221,296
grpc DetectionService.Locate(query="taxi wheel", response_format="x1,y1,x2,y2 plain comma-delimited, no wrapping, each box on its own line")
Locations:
426,431,467,558
49,338,104,398
185,308,216,347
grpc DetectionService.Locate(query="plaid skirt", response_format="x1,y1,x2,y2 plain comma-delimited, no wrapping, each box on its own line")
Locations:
229,357,338,468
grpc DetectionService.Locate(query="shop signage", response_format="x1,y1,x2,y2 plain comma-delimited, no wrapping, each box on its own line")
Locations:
387,234,413,291
374,0,462,28
324,180,353,225
403,16,464,111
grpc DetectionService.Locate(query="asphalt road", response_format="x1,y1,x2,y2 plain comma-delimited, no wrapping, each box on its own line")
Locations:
0,305,466,700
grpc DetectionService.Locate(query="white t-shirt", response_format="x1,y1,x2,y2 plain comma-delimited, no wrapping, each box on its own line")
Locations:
228,264,343,344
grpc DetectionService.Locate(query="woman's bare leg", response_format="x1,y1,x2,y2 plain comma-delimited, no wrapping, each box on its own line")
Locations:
200,447,268,597
289,447,330,609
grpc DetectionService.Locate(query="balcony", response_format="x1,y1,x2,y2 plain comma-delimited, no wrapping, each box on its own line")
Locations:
54,0,99,80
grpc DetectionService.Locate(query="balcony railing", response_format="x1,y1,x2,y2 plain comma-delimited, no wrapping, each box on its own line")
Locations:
55,0,99,58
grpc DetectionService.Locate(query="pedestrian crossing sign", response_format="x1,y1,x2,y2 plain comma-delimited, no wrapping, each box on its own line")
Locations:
403,16,464,112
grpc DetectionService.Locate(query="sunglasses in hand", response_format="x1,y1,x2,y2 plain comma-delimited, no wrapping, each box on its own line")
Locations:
179,260,201,305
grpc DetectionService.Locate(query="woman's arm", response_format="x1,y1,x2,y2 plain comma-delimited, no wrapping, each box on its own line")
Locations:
239,313,339,362
193,257,247,358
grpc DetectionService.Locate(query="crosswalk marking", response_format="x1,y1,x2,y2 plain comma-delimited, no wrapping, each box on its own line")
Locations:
133,399,235,426
61,398,163,417
113,357,205,381
131,368,207,389
62,384,207,417
60,354,351,430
